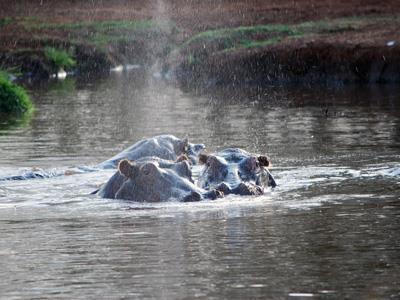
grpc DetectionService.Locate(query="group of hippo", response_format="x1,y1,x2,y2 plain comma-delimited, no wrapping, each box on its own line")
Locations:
95,135,277,202
1,135,277,202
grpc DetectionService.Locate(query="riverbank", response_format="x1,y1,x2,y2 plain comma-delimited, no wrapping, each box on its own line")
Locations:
172,16,400,87
1,1,399,85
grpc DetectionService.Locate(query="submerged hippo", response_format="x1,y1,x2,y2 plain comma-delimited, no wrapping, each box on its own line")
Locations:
197,148,277,196
1,135,203,181
0,166,96,181
97,135,205,169
98,157,222,202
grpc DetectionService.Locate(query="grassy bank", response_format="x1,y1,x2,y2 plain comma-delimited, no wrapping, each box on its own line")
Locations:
1,10,399,85
177,16,399,63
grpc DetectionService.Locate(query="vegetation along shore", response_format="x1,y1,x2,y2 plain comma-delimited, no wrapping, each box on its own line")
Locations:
0,0,399,86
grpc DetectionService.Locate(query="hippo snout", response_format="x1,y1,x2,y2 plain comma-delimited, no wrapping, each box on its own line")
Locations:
192,144,205,153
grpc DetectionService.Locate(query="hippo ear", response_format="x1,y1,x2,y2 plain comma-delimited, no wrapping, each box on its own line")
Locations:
182,138,189,152
258,155,270,167
176,154,190,163
118,159,135,178
174,138,189,155
198,153,209,165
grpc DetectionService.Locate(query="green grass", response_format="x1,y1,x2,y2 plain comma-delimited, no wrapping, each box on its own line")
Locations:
181,24,299,50
28,19,156,31
239,37,284,48
295,19,361,34
20,18,175,48
1,66,23,77
0,17,13,27
44,47,76,69
295,15,400,33
0,72,33,114
180,15,400,55
178,24,301,60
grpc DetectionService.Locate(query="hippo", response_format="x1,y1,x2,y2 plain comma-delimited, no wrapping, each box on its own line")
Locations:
197,148,277,196
0,166,96,181
98,157,223,202
97,134,205,169
1,135,204,182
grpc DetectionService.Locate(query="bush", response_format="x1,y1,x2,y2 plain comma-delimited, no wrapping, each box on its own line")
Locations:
44,47,76,69
0,73,33,114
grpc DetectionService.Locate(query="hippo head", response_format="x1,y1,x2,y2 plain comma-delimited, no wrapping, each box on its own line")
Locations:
186,141,206,157
238,155,276,188
198,150,276,195
198,155,229,189
114,159,201,202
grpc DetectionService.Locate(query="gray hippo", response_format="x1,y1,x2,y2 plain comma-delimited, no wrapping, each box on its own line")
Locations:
98,157,223,202
0,166,96,181
197,148,277,196
97,134,205,169
1,135,205,181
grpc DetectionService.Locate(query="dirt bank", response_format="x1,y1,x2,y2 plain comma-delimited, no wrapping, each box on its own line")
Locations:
172,15,400,86
1,1,400,84
176,43,400,88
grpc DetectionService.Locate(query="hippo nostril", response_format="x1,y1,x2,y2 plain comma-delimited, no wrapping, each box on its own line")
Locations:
183,191,202,202
198,153,209,165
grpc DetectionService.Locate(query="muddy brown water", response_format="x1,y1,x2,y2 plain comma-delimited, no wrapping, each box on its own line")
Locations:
0,71,399,299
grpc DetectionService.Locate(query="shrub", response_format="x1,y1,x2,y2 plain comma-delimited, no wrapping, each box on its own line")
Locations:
44,47,76,69
0,73,33,114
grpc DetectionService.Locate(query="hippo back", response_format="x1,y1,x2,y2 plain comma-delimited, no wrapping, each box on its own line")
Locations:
97,135,205,169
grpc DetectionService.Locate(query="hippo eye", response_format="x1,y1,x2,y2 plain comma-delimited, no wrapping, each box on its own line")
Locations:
141,163,158,176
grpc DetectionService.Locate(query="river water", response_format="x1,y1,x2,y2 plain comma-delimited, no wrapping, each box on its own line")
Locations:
0,72,399,299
